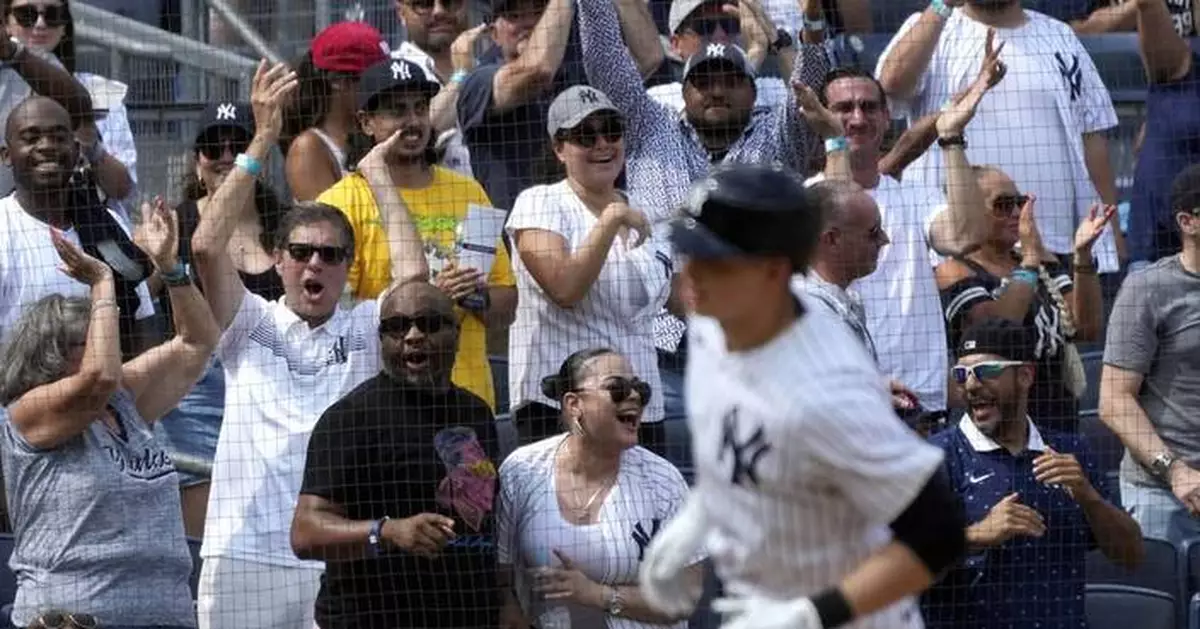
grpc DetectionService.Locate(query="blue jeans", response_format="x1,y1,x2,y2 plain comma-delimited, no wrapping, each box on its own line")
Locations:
154,359,224,488
1120,478,1200,545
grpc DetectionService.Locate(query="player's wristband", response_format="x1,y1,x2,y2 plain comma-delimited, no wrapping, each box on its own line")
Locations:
1011,268,1039,286
825,137,849,153
234,153,263,177
930,0,953,18
812,588,854,628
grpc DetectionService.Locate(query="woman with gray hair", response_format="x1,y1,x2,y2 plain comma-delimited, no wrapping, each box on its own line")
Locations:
0,199,220,629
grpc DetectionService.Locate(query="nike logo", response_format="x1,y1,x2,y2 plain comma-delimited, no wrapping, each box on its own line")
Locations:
967,471,995,484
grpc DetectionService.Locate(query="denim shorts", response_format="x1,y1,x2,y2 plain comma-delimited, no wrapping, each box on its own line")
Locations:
155,358,224,488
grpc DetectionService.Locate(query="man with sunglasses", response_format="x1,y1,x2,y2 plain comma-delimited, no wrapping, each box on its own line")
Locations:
639,165,967,629
1101,163,1200,544
923,318,1141,629
293,280,501,629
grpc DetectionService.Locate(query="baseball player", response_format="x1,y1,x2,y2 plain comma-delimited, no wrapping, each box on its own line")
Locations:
638,164,968,629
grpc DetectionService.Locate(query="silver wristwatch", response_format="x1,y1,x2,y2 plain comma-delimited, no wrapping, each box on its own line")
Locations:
1150,451,1178,481
605,586,625,616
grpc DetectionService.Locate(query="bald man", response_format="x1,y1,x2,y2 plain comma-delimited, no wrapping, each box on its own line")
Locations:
292,279,502,629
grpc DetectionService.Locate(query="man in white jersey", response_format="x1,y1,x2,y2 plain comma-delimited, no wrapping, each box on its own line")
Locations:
638,164,968,629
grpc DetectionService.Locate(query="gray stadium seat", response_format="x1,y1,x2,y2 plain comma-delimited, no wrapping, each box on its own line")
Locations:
1087,538,1183,610
1086,584,1176,629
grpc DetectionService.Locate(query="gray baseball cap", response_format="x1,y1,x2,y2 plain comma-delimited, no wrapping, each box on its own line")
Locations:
669,0,714,34
546,85,622,137
682,42,756,83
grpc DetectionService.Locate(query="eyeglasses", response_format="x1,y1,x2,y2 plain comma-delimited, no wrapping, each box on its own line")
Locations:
559,116,624,148
285,243,349,265
682,15,739,37
196,137,248,161
10,4,68,28
573,376,652,407
405,0,464,11
31,611,98,629
378,313,455,337
990,194,1029,217
950,360,1025,385
828,99,884,116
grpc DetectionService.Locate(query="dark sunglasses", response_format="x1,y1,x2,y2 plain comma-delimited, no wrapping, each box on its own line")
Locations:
559,116,625,149
573,376,652,407
950,360,1024,385
196,137,249,161
990,194,1029,217
10,4,68,28
285,243,349,265
406,0,464,11
32,612,98,629
379,313,455,336
683,15,739,37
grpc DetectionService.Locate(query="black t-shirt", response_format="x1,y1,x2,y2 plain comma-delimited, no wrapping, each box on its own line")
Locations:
301,373,501,629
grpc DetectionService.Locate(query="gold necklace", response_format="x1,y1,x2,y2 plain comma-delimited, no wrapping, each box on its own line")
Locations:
559,439,616,523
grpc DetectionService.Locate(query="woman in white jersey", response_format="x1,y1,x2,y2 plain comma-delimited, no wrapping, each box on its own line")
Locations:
282,21,388,201
506,85,675,454
497,348,702,629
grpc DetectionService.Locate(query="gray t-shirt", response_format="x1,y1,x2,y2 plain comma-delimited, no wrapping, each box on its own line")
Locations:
1104,255,1200,487
0,389,195,627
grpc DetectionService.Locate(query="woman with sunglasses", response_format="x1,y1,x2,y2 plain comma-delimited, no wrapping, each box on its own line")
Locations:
281,21,388,202
496,348,702,629
934,165,1112,433
506,85,673,454
148,98,291,538
0,199,219,629
4,0,136,210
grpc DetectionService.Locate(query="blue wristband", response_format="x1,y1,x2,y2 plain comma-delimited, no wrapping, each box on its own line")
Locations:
160,263,191,287
825,137,849,153
930,0,953,18
234,153,263,177
449,69,469,85
1011,268,1039,286
367,516,391,558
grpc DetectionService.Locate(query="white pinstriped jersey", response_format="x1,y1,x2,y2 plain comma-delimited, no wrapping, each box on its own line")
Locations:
686,291,945,629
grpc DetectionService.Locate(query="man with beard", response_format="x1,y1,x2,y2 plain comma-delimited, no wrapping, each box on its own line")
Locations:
923,318,1142,629
0,96,156,341
292,280,500,629
319,57,517,412
876,0,1125,273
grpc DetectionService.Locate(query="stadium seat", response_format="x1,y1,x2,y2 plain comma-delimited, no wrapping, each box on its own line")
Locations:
1079,34,1148,102
1087,538,1183,614
1079,409,1124,478
489,355,510,415
1086,584,1176,629
187,537,203,603
1079,350,1104,414
1180,538,1200,598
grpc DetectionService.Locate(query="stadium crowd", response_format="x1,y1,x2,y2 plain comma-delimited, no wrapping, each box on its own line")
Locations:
0,0,1195,627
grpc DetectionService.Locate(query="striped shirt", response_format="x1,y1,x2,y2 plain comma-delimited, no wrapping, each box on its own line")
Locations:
686,291,943,628
793,271,878,363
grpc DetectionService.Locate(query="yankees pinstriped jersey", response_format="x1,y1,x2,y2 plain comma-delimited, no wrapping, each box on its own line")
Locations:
686,292,945,629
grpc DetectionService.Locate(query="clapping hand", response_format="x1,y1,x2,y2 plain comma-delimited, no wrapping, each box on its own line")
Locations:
249,59,299,140
133,197,180,271
792,82,844,140
1072,203,1117,255
938,29,1006,137
50,228,111,286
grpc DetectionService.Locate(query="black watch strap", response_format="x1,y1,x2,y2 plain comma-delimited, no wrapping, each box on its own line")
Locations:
367,516,390,558
772,28,794,51
937,135,967,149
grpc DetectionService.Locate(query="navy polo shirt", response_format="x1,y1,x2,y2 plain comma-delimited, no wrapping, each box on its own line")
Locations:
922,416,1114,629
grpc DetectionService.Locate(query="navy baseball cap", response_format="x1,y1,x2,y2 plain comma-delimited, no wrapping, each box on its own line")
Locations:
358,58,441,111
957,318,1036,363
682,42,756,83
195,101,253,144
671,164,822,268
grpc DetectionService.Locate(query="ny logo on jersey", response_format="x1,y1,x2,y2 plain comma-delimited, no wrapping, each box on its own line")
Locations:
1054,52,1083,101
326,336,348,366
706,43,726,58
391,61,412,81
216,103,237,121
719,407,771,487
578,88,600,104
631,519,662,561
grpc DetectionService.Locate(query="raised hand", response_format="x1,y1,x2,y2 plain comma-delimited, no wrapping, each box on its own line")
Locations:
434,261,485,301
50,228,111,286
1073,203,1117,254
134,197,180,271
358,127,406,173
451,23,491,74
792,82,844,140
937,29,1006,137
250,59,299,140
1016,194,1047,266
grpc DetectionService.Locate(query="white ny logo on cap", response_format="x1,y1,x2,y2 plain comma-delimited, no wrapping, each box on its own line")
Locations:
216,103,237,120
390,61,412,81
964,340,977,350
706,43,726,57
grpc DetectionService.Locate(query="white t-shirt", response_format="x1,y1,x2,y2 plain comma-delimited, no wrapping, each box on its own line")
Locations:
0,194,154,338
876,9,1119,264
646,76,789,114
392,42,474,178
497,435,695,629
200,291,381,567
686,292,943,628
806,174,948,411
505,181,671,423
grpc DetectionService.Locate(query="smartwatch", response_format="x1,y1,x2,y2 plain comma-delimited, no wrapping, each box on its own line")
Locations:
367,516,391,558
1151,452,1178,482
771,28,794,52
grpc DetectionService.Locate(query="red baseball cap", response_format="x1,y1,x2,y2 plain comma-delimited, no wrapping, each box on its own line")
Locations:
311,21,389,74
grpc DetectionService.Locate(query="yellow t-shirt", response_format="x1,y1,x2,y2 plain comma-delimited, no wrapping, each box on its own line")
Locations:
317,167,513,410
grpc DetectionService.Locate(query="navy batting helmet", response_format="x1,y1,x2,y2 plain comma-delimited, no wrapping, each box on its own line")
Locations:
670,164,825,270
